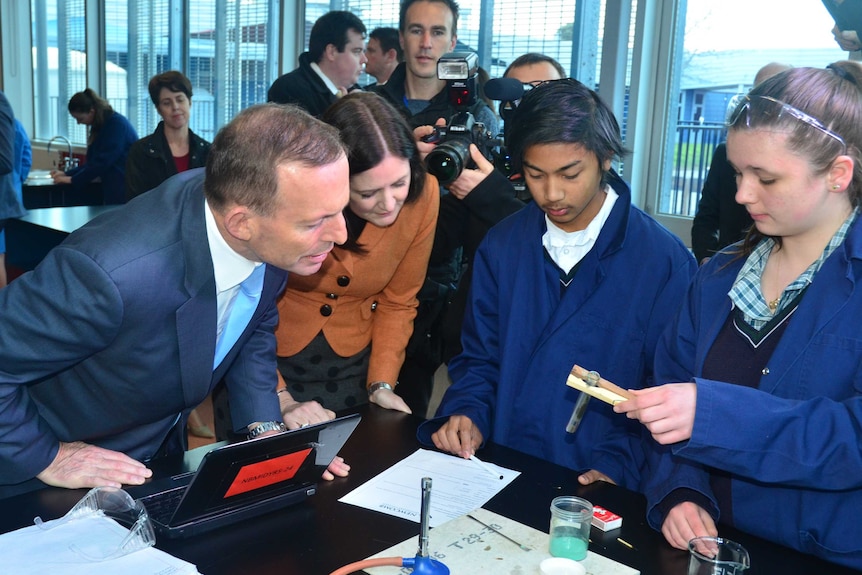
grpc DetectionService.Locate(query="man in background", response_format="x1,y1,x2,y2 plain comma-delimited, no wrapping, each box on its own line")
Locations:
503,52,566,85
267,11,367,116
364,27,402,88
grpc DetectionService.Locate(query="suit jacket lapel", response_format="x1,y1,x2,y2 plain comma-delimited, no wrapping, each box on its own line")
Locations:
176,188,217,406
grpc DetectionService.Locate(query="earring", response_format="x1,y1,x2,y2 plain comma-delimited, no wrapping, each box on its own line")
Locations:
833,184,841,190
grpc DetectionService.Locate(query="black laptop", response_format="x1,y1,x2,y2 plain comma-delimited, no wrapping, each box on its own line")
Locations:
133,413,360,539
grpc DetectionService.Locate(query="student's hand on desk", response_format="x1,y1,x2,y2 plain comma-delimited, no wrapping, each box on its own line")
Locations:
614,383,697,444
446,144,494,200
662,501,717,550
36,441,152,489
368,388,412,414
577,469,615,486
431,415,483,459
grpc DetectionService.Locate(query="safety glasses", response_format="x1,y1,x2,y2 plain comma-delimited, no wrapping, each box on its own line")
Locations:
727,95,847,154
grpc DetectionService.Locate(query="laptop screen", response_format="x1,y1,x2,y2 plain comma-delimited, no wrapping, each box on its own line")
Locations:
170,414,360,525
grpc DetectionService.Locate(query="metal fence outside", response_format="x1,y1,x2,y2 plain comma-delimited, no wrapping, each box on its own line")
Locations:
663,122,726,218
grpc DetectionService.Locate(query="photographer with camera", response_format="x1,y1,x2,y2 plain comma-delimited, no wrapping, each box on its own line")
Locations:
433,53,568,367
372,0,512,415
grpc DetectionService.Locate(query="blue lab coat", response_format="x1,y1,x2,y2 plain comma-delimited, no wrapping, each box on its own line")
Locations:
645,220,862,569
418,174,696,489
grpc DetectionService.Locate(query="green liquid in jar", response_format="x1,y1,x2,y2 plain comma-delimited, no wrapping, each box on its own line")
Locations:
550,525,588,560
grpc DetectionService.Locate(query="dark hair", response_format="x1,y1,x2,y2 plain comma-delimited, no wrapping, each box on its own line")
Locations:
369,27,403,62
320,92,427,251
309,11,367,63
68,88,113,144
507,78,627,184
205,103,346,216
148,70,193,107
504,53,566,79
729,61,862,255
399,0,459,36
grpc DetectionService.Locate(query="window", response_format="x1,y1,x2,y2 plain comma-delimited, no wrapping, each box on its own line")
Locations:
304,0,620,86
31,0,87,145
28,0,279,146
643,0,846,241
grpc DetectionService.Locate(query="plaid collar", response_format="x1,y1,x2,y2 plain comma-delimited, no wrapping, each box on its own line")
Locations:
729,208,858,329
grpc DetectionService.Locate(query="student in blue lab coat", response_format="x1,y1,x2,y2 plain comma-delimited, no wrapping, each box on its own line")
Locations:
617,62,862,570
418,79,696,490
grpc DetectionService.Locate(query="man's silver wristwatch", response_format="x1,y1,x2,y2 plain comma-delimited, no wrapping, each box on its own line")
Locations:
247,421,287,440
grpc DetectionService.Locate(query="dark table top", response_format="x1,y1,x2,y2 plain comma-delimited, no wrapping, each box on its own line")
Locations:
0,405,855,575
14,205,118,234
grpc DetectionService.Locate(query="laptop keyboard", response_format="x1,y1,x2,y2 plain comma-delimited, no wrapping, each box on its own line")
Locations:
140,486,186,523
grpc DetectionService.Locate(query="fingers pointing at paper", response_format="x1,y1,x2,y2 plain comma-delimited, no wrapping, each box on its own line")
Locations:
431,415,484,459
613,383,697,444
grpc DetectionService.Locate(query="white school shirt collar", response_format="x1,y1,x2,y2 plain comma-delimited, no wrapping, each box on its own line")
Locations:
542,185,618,274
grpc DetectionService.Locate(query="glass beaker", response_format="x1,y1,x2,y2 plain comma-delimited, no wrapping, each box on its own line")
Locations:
688,536,750,575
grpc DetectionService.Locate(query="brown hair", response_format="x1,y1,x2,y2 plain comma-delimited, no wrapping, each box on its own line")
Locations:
204,103,346,216
148,71,193,107
728,61,862,256
68,88,113,144
320,91,427,251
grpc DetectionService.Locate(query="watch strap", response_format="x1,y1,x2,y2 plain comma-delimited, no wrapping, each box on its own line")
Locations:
247,420,286,439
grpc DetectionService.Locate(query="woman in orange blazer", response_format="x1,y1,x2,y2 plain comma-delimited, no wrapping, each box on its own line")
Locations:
274,92,438,419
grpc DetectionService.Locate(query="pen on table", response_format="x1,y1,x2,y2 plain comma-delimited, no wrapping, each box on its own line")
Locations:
469,454,504,480
467,514,532,551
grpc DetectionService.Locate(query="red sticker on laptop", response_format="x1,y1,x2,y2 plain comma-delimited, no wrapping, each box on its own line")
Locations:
224,447,313,498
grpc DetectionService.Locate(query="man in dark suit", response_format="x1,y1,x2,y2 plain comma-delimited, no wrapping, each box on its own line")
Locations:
0,103,350,490
267,11,367,116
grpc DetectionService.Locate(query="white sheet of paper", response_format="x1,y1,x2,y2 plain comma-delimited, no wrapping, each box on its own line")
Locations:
338,448,520,528
0,514,200,575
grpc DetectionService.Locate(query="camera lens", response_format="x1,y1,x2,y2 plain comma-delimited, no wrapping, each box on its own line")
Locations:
425,138,471,184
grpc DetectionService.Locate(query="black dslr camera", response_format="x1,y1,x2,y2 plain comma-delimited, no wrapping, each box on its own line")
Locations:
423,52,495,184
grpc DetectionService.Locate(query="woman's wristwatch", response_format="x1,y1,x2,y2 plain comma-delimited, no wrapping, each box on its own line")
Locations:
247,421,287,440
367,381,394,397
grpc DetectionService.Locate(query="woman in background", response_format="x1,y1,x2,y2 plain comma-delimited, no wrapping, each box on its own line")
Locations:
51,88,137,204
126,71,211,201
618,62,862,570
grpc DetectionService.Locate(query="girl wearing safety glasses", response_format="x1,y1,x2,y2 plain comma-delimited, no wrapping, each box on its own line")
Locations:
617,62,862,570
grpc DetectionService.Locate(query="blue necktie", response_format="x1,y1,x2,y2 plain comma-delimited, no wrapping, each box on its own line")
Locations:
213,264,265,368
